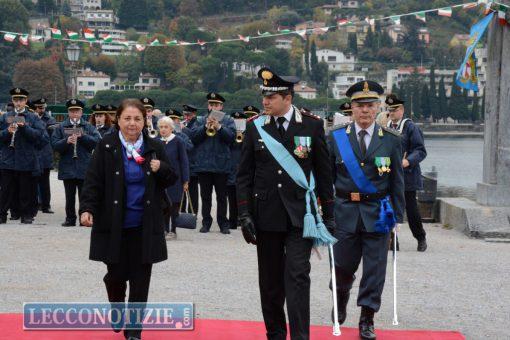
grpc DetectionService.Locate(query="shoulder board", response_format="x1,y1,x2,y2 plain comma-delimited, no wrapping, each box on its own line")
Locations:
330,122,350,131
301,111,321,120
381,126,401,136
247,114,260,122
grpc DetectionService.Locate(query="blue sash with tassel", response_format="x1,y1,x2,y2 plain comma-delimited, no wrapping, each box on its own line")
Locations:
332,128,396,234
253,117,337,247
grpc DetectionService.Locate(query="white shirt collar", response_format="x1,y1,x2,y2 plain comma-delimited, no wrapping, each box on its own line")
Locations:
354,121,375,136
277,106,293,122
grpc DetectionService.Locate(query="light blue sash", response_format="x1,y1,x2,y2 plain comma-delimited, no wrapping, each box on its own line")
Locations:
254,116,337,246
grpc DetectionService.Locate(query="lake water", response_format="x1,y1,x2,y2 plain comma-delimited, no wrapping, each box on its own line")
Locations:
421,137,483,199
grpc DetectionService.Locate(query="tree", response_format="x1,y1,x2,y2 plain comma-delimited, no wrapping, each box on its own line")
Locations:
12,58,66,102
348,32,358,55
364,26,375,49
402,23,426,62
178,0,200,17
36,0,56,15
118,0,148,30
310,40,318,79
61,0,71,16
86,55,117,79
420,84,431,119
448,78,464,121
0,0,30,32
198,56,223,91
437,76,448,121
143,46,186,86
471,90,479,122
304,36,310,77
429,64,438,118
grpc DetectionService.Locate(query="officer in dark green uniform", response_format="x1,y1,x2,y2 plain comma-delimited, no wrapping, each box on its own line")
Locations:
329,81,405,340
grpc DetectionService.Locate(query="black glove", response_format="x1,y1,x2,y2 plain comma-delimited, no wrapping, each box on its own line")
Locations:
323,217,335,235
238,213,257,245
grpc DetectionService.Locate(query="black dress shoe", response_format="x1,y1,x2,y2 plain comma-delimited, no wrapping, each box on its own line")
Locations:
61,220,76,227
220,228,231,235
0,216,7,224
199,226,210,233
21,217,33,224
10,215,20,221
417,239,428,252
42,208,54,214
359,307,376,340
331,291,349,325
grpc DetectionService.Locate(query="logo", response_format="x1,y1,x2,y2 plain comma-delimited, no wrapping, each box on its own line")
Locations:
363,81,370,93
71,99,77,105
261,70,273,86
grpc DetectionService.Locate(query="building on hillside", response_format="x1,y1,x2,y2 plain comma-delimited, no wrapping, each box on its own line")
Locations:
230,62,261,78
386,25,430,45
97,28,126,40
29,18,51,40
80,9,118,29
275,37,293,50
305,49,357,72
295,21,328,35
331,73,366,99
450,34,471,47
321,5,338,16
294,82,318,99
100,43,131,56
75,68,111,99
338,0,360,8
110,73,161,92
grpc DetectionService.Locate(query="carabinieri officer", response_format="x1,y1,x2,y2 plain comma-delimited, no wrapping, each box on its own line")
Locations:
328,81,405,340
237,67,336,340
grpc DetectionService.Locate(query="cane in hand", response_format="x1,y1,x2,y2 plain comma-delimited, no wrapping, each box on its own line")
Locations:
329,244,341,336
392,225,399,326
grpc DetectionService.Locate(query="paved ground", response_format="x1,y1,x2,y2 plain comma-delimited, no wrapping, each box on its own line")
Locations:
0,172,509,339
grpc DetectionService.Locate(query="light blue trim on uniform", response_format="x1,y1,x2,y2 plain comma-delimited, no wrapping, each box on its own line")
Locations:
332,128,396,234
253,116,337,246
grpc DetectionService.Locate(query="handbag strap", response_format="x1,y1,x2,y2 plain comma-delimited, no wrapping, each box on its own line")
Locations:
179,190,195,215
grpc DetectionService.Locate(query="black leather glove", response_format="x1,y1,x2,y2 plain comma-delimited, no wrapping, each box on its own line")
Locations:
323,217,335,235
238,213,257,245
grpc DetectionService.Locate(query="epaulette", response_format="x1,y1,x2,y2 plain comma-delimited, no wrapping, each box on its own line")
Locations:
301,111,321,120
247,114,259,122
330,122,350,131
381,126,401,136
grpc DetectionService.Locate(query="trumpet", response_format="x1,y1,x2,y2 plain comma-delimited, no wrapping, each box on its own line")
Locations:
206,122,217,137
235,131,244,143
9,122,18,148
147,117,158,138
71,121,79,159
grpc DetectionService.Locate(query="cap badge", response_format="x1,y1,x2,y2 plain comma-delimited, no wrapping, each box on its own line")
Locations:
15,88,20,93
143,98,148,103
71,99,76,105
211,93,216,98
388,98,393,104
363,82,370,93
261,70,273,86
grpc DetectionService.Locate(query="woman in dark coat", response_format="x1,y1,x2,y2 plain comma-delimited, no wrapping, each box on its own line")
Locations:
79,99,176,340
157,116,190,240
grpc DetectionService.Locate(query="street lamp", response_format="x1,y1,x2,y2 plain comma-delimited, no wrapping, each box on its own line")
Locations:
65,44,81,98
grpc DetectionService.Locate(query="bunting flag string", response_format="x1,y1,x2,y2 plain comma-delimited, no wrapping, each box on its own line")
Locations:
0,1,508,50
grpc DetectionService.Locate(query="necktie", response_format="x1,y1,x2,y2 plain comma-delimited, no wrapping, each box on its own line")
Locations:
392,123,398,130
277,117,286,138
358,130,368,157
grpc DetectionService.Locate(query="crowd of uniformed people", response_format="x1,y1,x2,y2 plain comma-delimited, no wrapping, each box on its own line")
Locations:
0,68,427,340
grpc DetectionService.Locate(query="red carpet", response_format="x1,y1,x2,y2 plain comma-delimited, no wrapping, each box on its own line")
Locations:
2,313,464,339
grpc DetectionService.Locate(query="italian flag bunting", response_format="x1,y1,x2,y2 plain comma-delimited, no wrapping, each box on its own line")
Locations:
197,39,206,46
238,35,250,42
415,11,426,22
463,3,478,10
296,29,307,38
277,27,292,34
83,28,96,42
4,33,16,42
149,39,161,46
498,8,508,26
19,34,29,46
101,34,113,43
390,16,401,25
51,28,62,39
337,19,351,26
257,31,271,36
67,30,79,40
438,7,452,17
135,44,145,51
167,40,178,46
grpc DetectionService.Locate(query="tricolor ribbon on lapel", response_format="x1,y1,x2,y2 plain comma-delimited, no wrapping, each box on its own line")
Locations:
254,116,337,247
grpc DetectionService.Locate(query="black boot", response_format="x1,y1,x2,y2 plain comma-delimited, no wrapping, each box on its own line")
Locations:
21,216,33,224
359,307,376,340
0,215,7,224
331,291,349,325
417,238,427,252
61,219,76,227
199,225,210,233
42,208,54,214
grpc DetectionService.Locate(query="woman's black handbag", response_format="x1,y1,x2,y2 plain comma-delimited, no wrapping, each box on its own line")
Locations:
174,190,197,229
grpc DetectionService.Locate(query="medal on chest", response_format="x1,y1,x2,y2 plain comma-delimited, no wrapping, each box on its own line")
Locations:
375,157,391,176
293,136,311,159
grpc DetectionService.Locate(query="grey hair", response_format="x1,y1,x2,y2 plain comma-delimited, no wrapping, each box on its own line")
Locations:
157,116,175,129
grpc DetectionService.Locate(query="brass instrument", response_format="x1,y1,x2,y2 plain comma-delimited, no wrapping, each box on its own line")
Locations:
206,122,217,137
8,114,25,148
235,131,244,143
71,120,79,159
147,117,158,138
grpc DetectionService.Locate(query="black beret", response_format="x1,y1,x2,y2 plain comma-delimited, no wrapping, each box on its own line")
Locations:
243,105,260,115
166,108,183,118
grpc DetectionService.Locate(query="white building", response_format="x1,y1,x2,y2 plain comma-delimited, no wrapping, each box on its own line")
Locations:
101,43,131,56
275,38,293,50
231,62,261,78
338,0,360,9
97,28,126,40
82,9,118,29
306,49,357,72
331,73,366,99
294,82,317,99
83,0,101,10
29,18,51,40
76,68,111,99
111,73,161,91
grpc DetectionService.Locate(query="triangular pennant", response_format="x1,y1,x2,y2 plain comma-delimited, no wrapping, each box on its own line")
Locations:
257,30,271,36
296,29,307,38
238,35,250,42
498,10,507,25
19,34,29,46
29,35,43,42
83,28,96,42
197,39,206,46
415,12,426,22
51,28,62,39
67,30,79,40
337,19,350,26
101,34,113,43
4,33,17,42
438,7,452,17
167,40,178,46
216,37,223,43
277,27,292,34
179,41,191,46
463,3,478,9
135,44,145,51
150,39,161,46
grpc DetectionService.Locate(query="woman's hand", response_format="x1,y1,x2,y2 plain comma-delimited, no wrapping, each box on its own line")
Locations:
150,159,161,172
80,212,93,227
183,181,189,192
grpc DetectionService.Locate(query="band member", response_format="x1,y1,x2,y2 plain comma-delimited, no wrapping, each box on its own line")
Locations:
89,104,114,137
79,99,177,340
51,99,101,227
237,68,336,339
243,105,260,118
181,104,200,214
106,104,118,125
227,111,247,229
189,93,236,234
158,116,190,240
165,108,193,152
140,97,158,137
329,81,405,340
0,88,49,224
386,94,428,252
33,98,57,214
339,100,353,117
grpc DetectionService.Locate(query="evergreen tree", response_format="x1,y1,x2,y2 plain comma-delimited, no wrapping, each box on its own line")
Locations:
411,85,421,119
391,84,399,96
304,36,310,77
364,26,375,49
461,89,470,121
437,76,447,121
310,40,318,81
118,0,149,30
37,0,56,15
429,64,437,118
471,90,479,122
420,84,431,119
348,33,358,55
448,77,463,121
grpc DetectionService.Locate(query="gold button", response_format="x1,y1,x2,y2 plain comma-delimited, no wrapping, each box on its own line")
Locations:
360,162,365,167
